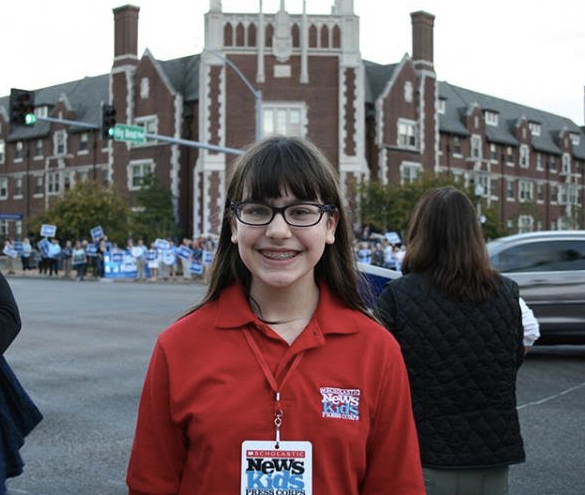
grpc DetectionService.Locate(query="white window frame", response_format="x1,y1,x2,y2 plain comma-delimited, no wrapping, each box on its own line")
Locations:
518,215,534,234
519,144,530,169
133,115,159,146
489,143,497,162
518,180,533,202
47,171,61,195
0,177,8,199
262,103,306,138
536,182,544,204
484,111,499,127
54,130,67,156
561,153,571,175
570,133,580,146
452,136,463,157
397,119,417,149
470,134,482,160
15,141,24,162
404,81,413,102
34,139,43,159
505,146,514,166
0,140,5,164
529,122,541,136
399,161,422,185
78,132,89,154
437,98,446,114
536,153,543,171
128,160,154,191
14,177,23,198
0,220,8,235
506,180,515,200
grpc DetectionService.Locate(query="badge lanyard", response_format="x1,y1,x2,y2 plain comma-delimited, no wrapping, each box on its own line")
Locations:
243,328,305,448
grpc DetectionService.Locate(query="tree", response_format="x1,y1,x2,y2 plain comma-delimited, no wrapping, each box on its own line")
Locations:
130,173,180,243
27,180,131,244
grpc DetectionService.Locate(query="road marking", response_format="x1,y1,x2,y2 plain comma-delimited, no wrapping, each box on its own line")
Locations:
517,381,585,410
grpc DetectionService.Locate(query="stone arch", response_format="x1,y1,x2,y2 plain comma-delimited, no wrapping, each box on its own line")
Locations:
235,22,245,46
309,24,317,47
291,23,300,47
320,24,329,48
223,22,233,46
332,25,341,48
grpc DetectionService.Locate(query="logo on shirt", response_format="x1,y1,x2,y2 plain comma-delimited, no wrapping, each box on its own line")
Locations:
320,386,360,421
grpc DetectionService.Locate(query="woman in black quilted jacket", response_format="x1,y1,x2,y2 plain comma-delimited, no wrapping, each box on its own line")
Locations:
376,186,532,495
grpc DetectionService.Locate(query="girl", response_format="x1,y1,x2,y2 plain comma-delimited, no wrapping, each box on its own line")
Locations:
127,136,424,495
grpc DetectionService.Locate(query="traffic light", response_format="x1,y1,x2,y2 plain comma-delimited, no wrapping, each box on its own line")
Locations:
101,104,117,140
9,88,36,126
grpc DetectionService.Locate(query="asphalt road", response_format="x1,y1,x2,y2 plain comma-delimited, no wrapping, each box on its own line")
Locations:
2,277,585,495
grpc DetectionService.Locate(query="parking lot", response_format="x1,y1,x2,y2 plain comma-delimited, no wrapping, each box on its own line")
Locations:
3,277,585,495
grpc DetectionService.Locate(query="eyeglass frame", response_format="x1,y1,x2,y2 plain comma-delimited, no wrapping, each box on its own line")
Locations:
230,200,336,227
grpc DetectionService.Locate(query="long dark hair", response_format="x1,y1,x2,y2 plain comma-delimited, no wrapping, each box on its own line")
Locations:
189,136,372,319
402,186,500,302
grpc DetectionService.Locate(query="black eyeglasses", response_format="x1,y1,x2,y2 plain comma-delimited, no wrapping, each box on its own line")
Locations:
230,201,336,227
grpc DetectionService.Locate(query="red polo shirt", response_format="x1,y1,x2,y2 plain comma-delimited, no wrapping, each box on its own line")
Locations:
127,283,424,495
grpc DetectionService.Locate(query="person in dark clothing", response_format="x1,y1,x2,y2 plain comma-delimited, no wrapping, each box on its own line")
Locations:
375,187,529,495
0,272,20,355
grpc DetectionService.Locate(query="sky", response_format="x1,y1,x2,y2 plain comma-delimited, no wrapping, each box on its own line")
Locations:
2,0,584,125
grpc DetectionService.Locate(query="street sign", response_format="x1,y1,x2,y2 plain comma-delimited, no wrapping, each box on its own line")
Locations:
112,124,146,143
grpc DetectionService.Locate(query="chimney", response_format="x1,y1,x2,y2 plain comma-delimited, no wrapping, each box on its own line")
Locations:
113,5,140,67
411,11,435,73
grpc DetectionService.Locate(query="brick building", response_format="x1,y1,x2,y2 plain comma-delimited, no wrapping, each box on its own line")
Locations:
0,0,584,241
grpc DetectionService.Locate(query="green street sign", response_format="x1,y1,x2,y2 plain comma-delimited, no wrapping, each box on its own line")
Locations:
112,124,146,143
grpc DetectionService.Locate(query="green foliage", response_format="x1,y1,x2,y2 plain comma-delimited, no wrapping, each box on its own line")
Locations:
27,180,131,243
130,173,180,243
358,171,507,240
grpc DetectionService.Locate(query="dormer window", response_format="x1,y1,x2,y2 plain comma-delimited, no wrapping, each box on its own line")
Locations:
34,106,49,119
570,133,580,146
484,110,499,127
529,121,541,136
437,98,446,115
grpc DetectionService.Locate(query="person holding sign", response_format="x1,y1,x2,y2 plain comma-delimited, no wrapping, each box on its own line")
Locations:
127,136,424,495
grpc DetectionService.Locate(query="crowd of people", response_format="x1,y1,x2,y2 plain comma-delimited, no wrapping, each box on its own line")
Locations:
1,235,218,283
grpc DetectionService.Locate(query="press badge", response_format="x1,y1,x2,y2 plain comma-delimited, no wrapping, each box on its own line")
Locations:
241,440,313,495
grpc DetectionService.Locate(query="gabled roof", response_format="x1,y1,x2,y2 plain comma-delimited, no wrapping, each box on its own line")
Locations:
159,54,200,102
439,82,585,159
363,60,398,105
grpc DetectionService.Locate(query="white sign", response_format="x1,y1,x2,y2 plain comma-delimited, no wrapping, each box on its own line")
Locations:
90,226,104,242
40,224,57,237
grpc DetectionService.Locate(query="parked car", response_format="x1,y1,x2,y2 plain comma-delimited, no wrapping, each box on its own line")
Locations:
487,230,585,344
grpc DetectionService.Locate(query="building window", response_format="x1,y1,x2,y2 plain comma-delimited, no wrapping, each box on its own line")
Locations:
549,156,557,172
529,122,541,136
397,120,417,149
263,104,305,137
404,81,413,103
34,176,43,195
536,153,543,171
129,161,153,190
79,133,89,153
519,144,530,168
505,146,514,165
15,141,24,161
452,136,462,156
506,180,515,199
570,133,580,146
518,215,534,234
133,116,158,145
78,170,88,182
0,178,8,199
470,135,482,160
140,77,150,99
561,153,571,174
54,130,67,156
15,220,22,237
536,183,544,202
518,180,533,202
35,139,43,158
437,98,446,114
0,140,5,164
489,143,497,161
34,106,49,119
47,172,61,195
484,111,499,126
0,220,7,236
400,162,421,184
14,178,23,198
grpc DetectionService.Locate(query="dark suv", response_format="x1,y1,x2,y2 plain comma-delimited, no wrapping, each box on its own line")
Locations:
487,230,585,344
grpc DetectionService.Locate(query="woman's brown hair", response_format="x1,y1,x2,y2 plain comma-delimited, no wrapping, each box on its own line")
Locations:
402,186,501,302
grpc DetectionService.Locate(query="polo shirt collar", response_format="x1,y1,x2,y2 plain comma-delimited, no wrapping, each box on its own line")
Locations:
215,282,360,336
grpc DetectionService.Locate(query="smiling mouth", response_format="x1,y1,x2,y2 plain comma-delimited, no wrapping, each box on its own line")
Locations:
260,250,299,261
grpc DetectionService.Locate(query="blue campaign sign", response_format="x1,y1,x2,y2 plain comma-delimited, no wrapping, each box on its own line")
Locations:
202,250,215,265
112,252,124,263
155,238,170,250
90,226,104,242
177,246,193,260
37,238,51,257
13,241,23,252
2,246,18,258
40,224,57,237
357,262,401,308
385,231,401,244
86,244,98,257
190,261,204,275
103,252,137,279
145,249,157,262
